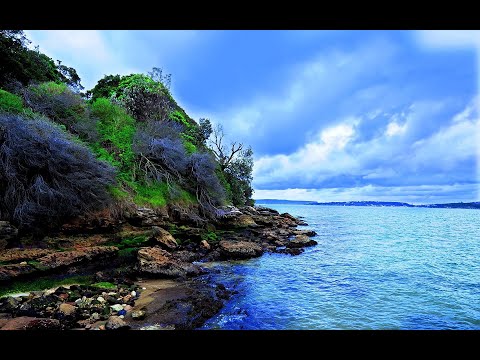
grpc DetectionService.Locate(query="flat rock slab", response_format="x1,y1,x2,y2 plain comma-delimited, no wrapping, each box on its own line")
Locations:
137,247,202,278
0,248,54,263
38,246,118,270
0,316,61,330
219,240,263,259
0,263,36,281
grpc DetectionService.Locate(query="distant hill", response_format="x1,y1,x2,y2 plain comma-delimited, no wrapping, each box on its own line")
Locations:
254,199,320,205
254,199,480,209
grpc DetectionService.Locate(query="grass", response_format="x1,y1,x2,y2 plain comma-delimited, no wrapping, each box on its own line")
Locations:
0,89,24,114
91,281,116,290
133,182,168,207
0,275,93,299
201,231,218,244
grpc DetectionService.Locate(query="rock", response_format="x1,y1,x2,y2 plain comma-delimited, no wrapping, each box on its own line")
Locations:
292,229,317,237
0,221,18,244
128,207,162,227
151,226,178,250
218,240,263,259
118,309,127,316
110,304,123,312
58,303,76,317
137,247,202,278
0,263,36,281
131,291,136,297
97,296,105,303
277,248,304,256
124,305,132,312
236,215,257,227
131,310,146,320
58,293,69,301
105,316,129,330
91,312,100,321
286,235,318,248
0,296,20,312
200,240,211,250
37,246,118,270
0,316,61,330
98,324,106,330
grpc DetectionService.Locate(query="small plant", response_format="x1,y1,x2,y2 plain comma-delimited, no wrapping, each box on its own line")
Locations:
91,282,116,290
0,89,23,113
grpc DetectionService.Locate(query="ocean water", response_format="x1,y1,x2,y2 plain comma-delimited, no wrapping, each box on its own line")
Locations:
202,205,480,330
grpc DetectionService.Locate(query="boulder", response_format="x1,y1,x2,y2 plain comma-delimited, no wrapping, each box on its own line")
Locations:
128,207,162,227
58,303,76,317
151,226,178,250
286,235,318,249
292,229,317,237
105,315,129,330
137,247,202,278
37,246,118,270
0,316,61,330
235,215,257,227
218,240,263,259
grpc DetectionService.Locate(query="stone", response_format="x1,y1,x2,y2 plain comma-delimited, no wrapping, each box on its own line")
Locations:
91,313,100,321
131,291,136,297
98,324,106,330
236,214,257,227
0,248,54,264
292,229,317,237
151,226,178,250
286,235,318,249
1,316,61,330
137,247,202,278
0,263,36,281
118,309,127,316
58,303,76,317
0,296,20,312
131,310,146,320
218,240,263,259
37,246,118,270
124,305,132,312
200,240,211,250
97,296,105,303
119,315,125,319
110,304,123,312
105,316,129,330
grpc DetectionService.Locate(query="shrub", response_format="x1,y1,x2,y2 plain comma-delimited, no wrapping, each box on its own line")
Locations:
0,89,23,113
91,98,136,180
23,82,97,142
0,114,116,234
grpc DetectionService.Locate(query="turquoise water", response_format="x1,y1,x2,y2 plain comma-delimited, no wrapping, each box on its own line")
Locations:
202,205,480,329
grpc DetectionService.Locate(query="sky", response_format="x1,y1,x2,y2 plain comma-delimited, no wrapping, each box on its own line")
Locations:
25,30,480,204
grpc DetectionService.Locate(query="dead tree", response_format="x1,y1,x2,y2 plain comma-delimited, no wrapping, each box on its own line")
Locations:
209,124,243,171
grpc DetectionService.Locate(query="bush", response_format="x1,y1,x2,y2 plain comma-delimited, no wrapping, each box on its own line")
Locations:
23,82,97,142
0,89,23,113
91,98,136,179
0,114,116,234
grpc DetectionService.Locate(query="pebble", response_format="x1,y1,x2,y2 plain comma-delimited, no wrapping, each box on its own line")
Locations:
118,309,127,316
131,310,146,320
107,292,116,296
124,305,132,312
97,296,105,303
119,315,125,319
91,313,100,321
74,298,82,305
110,304,123,312
98,325,106,330
131,291,136,297
20,261,27,265
142,287,146,290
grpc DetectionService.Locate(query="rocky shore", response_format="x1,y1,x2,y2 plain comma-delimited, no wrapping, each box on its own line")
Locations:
0,205,317,330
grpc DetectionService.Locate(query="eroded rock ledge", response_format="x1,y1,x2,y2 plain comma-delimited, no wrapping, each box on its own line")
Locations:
0,205,317,330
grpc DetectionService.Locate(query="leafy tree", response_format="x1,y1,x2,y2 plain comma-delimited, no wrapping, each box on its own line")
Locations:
86,74,121,101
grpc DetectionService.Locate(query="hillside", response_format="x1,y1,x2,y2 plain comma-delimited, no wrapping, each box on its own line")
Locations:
0,30,254,241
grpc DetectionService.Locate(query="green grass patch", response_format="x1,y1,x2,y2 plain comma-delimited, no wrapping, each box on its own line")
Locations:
201,231,218,244
0,89,24,114
91,281,116,290
0,275,93,299
133,182,168,207
106,234,149,250
108,185,130,199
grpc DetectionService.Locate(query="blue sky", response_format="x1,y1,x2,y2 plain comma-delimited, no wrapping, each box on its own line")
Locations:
25,30,480,204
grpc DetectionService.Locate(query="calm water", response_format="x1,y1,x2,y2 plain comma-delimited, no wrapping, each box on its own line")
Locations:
202,205,480,329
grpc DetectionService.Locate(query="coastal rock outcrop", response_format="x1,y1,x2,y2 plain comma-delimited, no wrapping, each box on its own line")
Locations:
137,247,202,278
0,221,18,249
286,235,318,248
218,240,263,259
0,316,61,330
37,246,118,270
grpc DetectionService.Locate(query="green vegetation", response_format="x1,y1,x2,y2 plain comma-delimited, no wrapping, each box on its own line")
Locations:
0,275,93,299
91,281,116,290
0,30,254,238
201,231,218,243
0,89,23,113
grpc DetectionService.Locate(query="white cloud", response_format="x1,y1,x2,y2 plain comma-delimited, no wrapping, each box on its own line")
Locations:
385,121,407,137
416,30,480,49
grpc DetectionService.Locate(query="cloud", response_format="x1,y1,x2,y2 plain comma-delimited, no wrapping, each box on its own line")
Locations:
253,98,479,198
416,30,480,49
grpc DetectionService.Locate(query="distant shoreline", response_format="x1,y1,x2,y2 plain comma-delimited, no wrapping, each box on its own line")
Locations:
255,199,480,210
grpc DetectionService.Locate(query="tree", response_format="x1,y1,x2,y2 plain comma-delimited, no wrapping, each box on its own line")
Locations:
207,124,254,206
209,124,244,171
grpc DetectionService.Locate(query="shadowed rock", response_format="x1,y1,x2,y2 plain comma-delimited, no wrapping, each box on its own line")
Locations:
137,247,202,278
218,240,263,259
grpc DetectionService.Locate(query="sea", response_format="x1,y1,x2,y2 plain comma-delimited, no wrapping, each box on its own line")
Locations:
201,204,480,329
